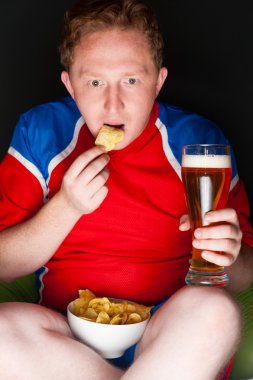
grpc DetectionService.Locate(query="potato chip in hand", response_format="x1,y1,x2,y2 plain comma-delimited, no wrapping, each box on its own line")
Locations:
95,125,124,151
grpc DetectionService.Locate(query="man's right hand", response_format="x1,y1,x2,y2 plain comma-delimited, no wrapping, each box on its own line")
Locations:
0,146,110,281
60,146,110,215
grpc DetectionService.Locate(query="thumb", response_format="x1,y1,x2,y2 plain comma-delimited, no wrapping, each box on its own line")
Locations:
179,214,190,231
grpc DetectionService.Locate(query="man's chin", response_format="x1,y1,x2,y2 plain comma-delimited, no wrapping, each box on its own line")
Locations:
112,140,128,151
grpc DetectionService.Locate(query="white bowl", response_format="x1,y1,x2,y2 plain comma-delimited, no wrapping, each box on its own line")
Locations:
67,300,150,358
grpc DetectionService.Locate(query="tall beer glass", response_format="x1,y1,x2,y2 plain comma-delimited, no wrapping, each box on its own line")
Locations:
181,144,232,286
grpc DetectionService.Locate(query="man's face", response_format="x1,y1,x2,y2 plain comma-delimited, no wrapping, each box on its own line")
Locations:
62,28,167,150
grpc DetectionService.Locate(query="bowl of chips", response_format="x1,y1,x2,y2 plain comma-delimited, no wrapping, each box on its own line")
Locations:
67,289,152,359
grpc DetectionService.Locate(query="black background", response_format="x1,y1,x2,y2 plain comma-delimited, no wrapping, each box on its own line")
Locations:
0,0,252,220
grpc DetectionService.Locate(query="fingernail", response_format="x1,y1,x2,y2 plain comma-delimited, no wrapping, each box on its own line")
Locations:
202,252,208,260
193,239,200,247
194,229,202,238
204,213,212,222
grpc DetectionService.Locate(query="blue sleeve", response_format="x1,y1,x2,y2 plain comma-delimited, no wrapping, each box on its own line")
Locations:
158,102,238,181
9,97,82,181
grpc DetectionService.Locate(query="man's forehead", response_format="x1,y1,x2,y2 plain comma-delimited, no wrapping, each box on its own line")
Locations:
77,28,151,56
79,27,148,43
71,29,155,76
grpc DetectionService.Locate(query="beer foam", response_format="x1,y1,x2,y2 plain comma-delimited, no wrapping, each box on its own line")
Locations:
182,154,231,168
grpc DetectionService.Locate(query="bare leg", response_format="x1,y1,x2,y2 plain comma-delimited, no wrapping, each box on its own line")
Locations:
122,286,242,380
0,302,123,380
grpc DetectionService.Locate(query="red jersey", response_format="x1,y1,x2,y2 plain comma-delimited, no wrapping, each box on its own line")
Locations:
0,97,252,312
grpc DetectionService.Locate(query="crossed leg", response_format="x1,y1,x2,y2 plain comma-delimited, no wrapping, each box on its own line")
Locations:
123,286,242,380
0,286,242,380
0,302,123,380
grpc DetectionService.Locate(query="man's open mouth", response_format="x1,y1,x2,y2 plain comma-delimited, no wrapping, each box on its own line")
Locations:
105,123,125,129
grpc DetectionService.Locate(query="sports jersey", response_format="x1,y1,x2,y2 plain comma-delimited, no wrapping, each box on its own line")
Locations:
0,97,252,312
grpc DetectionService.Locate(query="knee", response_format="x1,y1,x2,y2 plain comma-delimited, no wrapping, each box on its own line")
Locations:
0,301,38,326
151,286,242,344
0,302,20,331
173,286,242,342
0,302,39,341
0,302,71,375
0,302,25,368
0,301,70,336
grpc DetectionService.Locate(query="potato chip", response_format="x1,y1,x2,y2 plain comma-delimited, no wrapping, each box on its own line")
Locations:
108,302,124,315
95,125,124,151
134,304,152,321
89,297,111,313
89,297,110,306
80,317,96,322
79,289,96,300
109,314,123,325
96,311,111,324
124,303,136,313
127,313,142,324
83,307,98,320
72,289,153,325
73,289,96,316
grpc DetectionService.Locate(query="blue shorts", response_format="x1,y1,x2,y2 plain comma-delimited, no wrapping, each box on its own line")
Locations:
108,298,167,369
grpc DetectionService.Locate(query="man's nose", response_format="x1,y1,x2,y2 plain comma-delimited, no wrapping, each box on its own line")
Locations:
104,85,124,113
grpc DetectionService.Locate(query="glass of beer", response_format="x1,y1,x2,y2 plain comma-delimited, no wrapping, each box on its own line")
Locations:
181,144,232,286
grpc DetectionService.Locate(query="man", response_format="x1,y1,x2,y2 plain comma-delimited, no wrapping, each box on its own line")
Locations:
0,0,252,378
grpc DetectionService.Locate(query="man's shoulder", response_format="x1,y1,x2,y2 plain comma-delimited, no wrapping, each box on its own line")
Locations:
157,101,228,144
157,102,221,136
156,101,230,166
9,97,83,180
11,96,83,150
21,96,81,127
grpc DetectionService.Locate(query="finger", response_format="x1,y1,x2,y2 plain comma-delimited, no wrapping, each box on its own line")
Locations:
90,185,109,211
66,146,107,179
85,168,110,197
100,168,109,181
193,238,240,257
204,208,239,226
201,250,234,267
79,154,110,185
179,214,190,231
194,224,242,241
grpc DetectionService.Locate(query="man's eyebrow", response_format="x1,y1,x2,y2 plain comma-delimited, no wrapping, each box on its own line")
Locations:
77,68,97,78
122,68,149,76
78,67,149,78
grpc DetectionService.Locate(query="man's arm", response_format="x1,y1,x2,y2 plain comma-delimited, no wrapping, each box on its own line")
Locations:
0,147,109,282
0,192,81,282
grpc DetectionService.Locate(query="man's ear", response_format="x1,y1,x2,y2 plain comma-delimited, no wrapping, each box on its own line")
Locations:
61,71,75,99
155,67,168,97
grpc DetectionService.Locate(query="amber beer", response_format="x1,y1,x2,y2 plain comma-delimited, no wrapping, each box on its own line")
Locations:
182,145,232,286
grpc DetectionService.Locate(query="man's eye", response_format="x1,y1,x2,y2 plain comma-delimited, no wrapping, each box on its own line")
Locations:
128,78,136,85
90,79,102,87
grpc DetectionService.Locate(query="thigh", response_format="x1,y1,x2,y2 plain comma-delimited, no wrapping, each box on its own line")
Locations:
0,301,71,337
0,302,123,380
122,287,241,380
135,285,241,358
